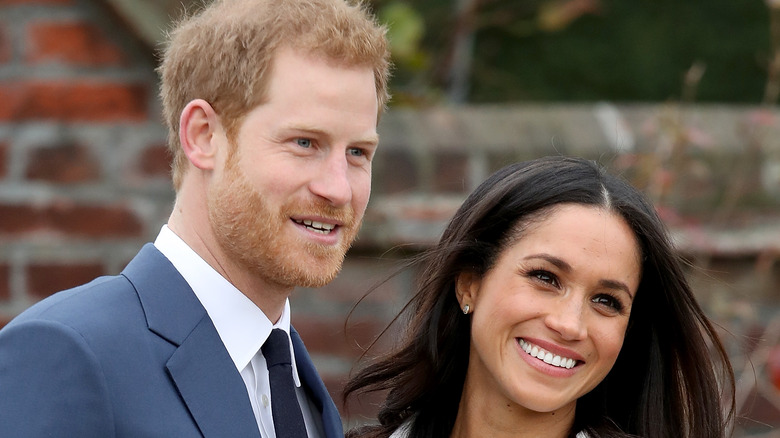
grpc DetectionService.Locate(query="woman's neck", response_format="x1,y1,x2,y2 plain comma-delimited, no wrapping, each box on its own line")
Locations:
449,379,575,438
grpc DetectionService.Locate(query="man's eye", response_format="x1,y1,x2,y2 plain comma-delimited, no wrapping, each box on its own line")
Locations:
348,147,364,157
295,138,312,148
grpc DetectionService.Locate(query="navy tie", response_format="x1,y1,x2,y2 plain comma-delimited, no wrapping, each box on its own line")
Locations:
262,329,308,438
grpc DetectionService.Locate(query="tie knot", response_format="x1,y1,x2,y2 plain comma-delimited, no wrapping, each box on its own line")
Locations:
262,328,292,368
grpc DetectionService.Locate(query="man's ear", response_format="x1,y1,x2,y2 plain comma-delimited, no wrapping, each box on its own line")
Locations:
179,99,223,171
455,271,480,307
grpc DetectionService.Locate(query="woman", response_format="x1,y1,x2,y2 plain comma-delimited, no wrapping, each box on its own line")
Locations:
344,156,735,438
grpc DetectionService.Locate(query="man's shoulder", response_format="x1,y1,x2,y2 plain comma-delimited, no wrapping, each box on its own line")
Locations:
7,243,174,330
7,272,139,331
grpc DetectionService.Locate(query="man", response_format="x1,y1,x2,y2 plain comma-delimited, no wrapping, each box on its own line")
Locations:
0,0,390,436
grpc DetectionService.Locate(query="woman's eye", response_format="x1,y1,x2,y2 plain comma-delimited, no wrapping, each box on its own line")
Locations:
592,294,624,313
530,270,558,287
295,138,312,148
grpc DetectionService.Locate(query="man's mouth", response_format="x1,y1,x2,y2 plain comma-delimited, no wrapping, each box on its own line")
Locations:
518,338,579,369
293,219,337,234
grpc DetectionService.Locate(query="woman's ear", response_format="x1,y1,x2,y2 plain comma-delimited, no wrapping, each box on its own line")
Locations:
456,271,480,308
179,99,223,171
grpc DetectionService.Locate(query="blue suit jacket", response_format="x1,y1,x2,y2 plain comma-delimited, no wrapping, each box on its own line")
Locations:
0,244,344,437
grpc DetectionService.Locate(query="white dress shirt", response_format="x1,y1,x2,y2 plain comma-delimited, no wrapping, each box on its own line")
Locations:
154,225,323,438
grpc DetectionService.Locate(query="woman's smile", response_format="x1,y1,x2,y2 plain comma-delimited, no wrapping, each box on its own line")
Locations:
518,338,579,370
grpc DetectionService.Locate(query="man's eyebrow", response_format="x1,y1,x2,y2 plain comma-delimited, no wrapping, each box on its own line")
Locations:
285,124,379,145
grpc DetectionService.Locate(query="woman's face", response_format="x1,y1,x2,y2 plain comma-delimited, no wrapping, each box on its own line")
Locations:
458,203,642,415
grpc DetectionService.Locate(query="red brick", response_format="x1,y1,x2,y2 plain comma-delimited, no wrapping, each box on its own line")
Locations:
0,81,148,122
0,202,143,238
0,24,10,64
138,144,171,177
339,378,386,423
26,262,103,300
321,372,388,420
26,142,100,183
0,264,9,301
291,316,390,358
433,151,469,193
0,142,7,179
46,202,143,238
309,257,408,305
373,149,416,194
0,204,41,233
27,21,126,67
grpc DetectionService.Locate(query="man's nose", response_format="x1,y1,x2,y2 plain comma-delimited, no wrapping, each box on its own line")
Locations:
308,151,352,206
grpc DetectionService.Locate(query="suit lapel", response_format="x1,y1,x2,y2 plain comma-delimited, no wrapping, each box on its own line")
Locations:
291,328,344,438
123,244,260,438
167,315,260,438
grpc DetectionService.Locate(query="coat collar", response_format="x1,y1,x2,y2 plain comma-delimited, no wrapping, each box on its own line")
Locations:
122,244,260,438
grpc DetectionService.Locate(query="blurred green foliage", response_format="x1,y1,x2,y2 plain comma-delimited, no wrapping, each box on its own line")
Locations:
370,0,771,105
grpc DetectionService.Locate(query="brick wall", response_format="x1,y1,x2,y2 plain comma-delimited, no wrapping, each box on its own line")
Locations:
0,0,170,318
0,0,779,435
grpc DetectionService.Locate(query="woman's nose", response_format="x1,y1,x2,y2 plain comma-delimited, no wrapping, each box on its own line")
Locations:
544,296,588,341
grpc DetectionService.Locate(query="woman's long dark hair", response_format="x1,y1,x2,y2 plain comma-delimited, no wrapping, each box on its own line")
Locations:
343,156,735,438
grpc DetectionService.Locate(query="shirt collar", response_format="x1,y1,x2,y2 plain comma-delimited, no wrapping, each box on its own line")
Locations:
153,225,301,386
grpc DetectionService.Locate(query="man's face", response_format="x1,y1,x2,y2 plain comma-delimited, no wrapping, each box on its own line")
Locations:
208,47,379,289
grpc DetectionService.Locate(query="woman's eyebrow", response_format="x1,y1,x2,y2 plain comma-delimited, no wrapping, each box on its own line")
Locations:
525,253,634,299
524,254,571,271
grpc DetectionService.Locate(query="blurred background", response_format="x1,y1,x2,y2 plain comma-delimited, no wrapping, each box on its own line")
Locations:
0,0,778,435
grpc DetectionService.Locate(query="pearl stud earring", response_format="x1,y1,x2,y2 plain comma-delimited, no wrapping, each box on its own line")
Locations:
462,304,470,315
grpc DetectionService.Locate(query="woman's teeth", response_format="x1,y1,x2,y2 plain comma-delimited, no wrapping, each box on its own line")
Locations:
518,338,577,369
